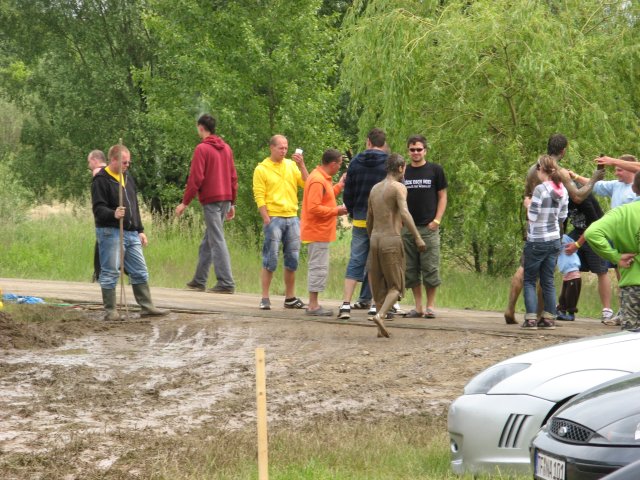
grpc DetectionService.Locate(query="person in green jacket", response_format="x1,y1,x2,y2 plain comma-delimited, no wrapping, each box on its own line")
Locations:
585,171,640,330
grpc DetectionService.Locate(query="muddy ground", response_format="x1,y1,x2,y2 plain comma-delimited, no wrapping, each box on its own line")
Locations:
0,279,615,478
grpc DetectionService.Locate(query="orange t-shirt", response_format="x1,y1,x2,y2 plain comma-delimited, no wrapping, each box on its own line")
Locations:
300,166,343,242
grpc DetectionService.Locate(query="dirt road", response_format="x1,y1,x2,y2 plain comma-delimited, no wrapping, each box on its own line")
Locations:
0,278,614,476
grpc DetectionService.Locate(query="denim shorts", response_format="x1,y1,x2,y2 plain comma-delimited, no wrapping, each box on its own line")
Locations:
262,216,300,272
345,226,369,281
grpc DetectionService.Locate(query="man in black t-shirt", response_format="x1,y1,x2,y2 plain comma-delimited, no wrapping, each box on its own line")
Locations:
402,134,448,318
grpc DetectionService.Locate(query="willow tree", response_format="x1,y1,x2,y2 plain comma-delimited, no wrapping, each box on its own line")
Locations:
340,0,639,274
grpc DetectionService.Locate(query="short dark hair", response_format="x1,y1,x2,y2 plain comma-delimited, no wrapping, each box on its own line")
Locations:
197,114,216,134
547,134,568,156
386,153,406,174
407,135,427,149
322,148,342,165
368,128,386,148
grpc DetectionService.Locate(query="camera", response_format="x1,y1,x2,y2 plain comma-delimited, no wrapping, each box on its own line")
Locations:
295,148,303,155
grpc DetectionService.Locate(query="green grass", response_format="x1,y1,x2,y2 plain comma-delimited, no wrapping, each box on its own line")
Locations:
0,416,529,479
148,417,529,479
0,207,614,318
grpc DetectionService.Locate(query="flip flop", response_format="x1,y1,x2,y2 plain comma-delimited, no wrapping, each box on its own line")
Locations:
406,309,424,318
424,308,436,319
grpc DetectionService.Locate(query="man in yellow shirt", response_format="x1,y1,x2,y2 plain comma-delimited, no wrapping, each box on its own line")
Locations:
253,135,309,310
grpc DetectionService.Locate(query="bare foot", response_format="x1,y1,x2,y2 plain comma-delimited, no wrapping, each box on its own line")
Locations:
373,314,390,338
504,312,518,325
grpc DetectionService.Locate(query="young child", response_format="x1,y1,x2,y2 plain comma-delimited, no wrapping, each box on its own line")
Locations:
556,234,581,321
522,154,568,330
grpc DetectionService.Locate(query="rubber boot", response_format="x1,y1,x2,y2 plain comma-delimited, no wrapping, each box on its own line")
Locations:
101,288,121,321
132,283,168,317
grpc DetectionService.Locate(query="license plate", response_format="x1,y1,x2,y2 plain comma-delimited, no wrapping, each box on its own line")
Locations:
535,449,565,480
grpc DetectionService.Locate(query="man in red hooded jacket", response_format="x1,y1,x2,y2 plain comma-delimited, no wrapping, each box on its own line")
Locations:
175,114,238,294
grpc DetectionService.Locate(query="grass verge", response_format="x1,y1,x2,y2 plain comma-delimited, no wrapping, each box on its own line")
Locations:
0,415,529,479
0,207,615,318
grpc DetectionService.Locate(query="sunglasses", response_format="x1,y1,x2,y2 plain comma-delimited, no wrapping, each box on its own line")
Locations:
409,148,424,153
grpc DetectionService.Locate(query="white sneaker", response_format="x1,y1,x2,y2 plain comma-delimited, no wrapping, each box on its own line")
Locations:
391,302,406,315
367,305,377,317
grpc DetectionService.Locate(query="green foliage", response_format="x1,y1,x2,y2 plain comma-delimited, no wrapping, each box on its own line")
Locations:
341,0,640,273
0,0,155,200
0,154,32,225
136,0,347,227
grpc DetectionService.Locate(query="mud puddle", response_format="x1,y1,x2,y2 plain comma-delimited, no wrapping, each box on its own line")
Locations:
0,309,563,475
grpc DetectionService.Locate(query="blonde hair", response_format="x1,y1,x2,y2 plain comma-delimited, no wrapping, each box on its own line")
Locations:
620,154,637,162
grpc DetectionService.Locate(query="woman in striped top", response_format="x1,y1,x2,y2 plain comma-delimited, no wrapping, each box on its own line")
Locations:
522,155,568,330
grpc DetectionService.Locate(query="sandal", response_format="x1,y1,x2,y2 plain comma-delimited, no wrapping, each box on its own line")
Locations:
406,309,424,318
424,308,436,319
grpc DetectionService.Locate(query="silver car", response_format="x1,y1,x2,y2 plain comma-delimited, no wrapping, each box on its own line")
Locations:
448,330,640,475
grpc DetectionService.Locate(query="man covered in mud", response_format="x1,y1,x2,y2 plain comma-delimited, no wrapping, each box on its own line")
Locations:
367,154,426,338
91,144,167,321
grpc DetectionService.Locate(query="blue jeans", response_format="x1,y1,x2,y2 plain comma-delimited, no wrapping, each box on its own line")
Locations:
96,228,149,289
523,239,561,316
193,201,235,288
262,216,300,272
345,226,369,281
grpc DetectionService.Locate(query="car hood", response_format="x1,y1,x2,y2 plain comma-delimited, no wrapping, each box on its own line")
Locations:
552,373,640,431
486,331,640,399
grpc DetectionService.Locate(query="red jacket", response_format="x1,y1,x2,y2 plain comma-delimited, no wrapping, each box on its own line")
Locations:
181,135,238,206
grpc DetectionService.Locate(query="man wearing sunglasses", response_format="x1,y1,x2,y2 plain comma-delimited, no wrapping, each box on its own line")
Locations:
402,135,447,319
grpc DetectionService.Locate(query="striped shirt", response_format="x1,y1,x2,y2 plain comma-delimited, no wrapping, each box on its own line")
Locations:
527,181,568,242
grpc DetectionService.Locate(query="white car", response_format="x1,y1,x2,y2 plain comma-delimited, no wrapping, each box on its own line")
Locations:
448,330,640,475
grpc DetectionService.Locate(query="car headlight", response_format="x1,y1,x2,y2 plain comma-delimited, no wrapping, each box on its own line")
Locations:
589,414,640,445
464,363,530,394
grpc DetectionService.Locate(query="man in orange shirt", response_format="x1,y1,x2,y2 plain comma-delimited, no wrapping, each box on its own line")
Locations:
300,149,348,316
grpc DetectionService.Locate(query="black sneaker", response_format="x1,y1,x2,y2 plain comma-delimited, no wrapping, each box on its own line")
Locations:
186,280,206,291
351,301,370,310
338,304,351,320
284,297,306,309
208,286,234,294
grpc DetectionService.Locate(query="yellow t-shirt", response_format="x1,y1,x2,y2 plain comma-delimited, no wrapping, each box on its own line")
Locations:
253,157,305,217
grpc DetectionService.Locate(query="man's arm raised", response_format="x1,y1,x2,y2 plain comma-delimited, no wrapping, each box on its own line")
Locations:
560,167,604,204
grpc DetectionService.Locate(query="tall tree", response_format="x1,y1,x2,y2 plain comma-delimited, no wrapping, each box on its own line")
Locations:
340,0,639,273
137,0,346,230
0,0,154,200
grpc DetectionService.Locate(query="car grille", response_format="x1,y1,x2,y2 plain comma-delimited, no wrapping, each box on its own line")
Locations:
499,414,531,448
549,418,595,444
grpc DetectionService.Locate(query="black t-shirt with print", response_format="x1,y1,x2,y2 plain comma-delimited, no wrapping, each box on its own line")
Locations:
567,184,603,233
404,162,448,225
